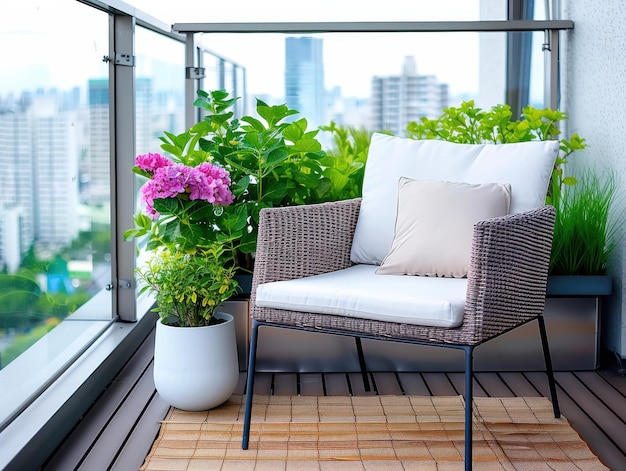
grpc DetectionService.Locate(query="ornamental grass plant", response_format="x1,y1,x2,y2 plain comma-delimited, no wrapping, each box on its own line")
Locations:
550,169,622,276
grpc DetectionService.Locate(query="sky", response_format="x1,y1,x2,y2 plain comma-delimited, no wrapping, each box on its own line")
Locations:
130,0,484,99
1,0,491,102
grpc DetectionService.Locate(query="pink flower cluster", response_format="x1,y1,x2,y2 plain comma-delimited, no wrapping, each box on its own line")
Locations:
136,153,234,219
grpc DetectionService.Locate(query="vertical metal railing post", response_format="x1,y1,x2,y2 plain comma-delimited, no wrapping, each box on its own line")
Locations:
111,14,137,322
544,28,560,110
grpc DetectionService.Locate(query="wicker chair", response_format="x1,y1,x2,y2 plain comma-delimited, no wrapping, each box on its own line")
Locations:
241,135,561,471
241,199,560,469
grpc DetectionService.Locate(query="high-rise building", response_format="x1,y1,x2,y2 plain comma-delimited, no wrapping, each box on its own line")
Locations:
284,37,325,129
0,95,34,260
370,56,448,136
0,90,81,266
30,92,80,247
87,79,110,205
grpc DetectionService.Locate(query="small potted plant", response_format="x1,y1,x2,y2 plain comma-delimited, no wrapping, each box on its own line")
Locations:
125,152,240,411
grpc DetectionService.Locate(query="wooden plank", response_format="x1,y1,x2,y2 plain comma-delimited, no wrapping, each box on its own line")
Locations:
598,368,626,395
111,391,170,471
574,371,626,422
499,372,542,396
446,373,488,397
42,330,157,471
553,372,626,452
397,372,431,396
474,373,515,397
252,372,273,395
348,372,377,395
324,373,350,396
299,373,325,396
422,372,457,396
77,354,164,471
235,371,248,395
526,371,626,471
371,372,403,395
273,373,298,395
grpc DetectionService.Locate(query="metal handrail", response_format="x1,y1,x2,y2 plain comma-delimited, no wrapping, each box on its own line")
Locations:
173,20,574,34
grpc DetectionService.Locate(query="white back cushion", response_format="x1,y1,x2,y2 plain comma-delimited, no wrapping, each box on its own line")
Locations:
350,133,560,265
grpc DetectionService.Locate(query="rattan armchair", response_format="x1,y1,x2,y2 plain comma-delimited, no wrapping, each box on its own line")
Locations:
241,198,560,471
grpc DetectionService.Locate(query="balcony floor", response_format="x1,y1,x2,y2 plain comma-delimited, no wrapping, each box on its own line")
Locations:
41,326,626,471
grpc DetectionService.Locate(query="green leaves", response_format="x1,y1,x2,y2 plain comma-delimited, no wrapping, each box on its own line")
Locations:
135,245,239,327
128,89,330,269
550,170,622,275
316,122,372,202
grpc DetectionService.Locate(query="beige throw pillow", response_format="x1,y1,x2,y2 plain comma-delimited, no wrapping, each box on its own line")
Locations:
376,178,512,278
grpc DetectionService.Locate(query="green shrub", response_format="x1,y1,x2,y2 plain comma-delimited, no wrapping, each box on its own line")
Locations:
317,122,374,202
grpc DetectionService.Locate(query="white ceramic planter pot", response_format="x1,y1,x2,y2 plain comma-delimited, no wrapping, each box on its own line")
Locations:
153,311,239,411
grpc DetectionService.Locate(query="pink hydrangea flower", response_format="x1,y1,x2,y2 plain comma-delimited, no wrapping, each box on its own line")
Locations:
188,163,234,206
135,152,172,174
139,159,234,219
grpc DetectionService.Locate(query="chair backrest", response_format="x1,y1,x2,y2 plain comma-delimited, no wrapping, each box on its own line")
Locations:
351,133,560,266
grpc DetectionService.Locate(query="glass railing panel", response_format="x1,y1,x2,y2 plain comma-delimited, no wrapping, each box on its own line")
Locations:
135,27,187,155
0,0,112,373
196,31,546,137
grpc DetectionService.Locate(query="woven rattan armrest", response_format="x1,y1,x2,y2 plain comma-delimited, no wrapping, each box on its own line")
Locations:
465,205,556,343
250,198,361,312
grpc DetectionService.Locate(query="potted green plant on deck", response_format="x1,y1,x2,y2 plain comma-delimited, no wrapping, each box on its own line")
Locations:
125,152,240,411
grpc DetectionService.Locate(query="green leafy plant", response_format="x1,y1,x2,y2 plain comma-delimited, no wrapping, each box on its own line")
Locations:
316,122,373,202
124,150,239,326
406,100,587,206
157,89,327,271
135,245,238,327
550,169,621,276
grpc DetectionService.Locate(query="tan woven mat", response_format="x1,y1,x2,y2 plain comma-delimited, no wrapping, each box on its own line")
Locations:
140,394,608,470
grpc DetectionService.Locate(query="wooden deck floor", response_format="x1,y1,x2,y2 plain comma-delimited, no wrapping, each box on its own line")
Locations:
42,328,626,471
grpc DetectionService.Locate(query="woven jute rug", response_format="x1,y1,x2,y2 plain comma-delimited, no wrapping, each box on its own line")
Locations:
140,394,608,470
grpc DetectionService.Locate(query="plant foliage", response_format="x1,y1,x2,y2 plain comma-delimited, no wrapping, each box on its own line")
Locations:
550,170,622,275
156,89,327,270
135,245,239,327
316,122,374,202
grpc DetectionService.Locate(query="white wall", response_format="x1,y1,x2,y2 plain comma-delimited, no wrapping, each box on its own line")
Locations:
562,0,626,361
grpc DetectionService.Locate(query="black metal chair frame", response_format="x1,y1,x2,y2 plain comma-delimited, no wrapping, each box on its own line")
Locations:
242,314,560,471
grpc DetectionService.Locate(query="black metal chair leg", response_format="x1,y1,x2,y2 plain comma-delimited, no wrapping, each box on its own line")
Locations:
242,319,260,449
355,337,370,392
538,315,561,418
463,346,474,471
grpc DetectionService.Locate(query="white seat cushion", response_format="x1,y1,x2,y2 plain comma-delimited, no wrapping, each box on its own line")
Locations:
255,264,468,328
351,133,559,265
